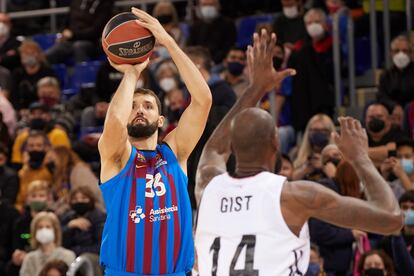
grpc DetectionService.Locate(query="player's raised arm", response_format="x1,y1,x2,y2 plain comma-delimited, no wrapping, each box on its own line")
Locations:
131,7,212,164
194,30,295,206
98,59,149,181
285,117,403,235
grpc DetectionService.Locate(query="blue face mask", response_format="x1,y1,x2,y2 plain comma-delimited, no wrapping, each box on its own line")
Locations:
401,158,414,174
405,210,414,226
306,263,320,276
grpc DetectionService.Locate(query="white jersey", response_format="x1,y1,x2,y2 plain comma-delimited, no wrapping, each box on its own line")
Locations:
195,172,310,276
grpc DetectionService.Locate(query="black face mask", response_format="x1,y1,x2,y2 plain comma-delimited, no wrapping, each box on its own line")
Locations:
273,57,283,70
28,150,46,169
309,131,330,150
363,268,385,276
157,14,173,24
127,120,158,139
30,118,47,130
227,61,245,76
368,118,385,133
71,202,94,216
325,157,341,167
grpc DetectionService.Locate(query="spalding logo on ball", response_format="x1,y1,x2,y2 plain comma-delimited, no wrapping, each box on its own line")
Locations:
102,12,155,64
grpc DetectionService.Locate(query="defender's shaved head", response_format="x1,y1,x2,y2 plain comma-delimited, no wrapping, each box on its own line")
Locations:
230,108,278,161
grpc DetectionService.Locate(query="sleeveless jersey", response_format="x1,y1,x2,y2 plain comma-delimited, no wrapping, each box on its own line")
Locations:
195,172,310,276
100,143,194,276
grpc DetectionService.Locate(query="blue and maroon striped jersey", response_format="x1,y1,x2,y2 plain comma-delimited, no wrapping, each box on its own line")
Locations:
100,143,194,276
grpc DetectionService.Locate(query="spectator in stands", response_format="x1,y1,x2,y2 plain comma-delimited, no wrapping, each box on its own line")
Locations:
279,154,294,180
357,250,396,276
44,146,103,215
0,194,19,276
290,9,335,132
0,65,11,96
272,0,307,50
365,101,406,166
293,114,335,180
220,47,249,98
38,260,68,276
60,186,105,256
0,88,16,139
0,13,20,71
320,143,342,179
380,138,414,199
152,0,186,48
7,180,53,276
390,103,403,131
188,0,237,64
10,40,56,111
377,36,414,108
306,243,334,276
19,212,75,276
0,143,18,205
14,131,52,211
45,0,114,64
11,102,71,167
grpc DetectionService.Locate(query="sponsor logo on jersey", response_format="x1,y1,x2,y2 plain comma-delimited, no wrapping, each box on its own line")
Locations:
129,206,146,224
149,205,178,222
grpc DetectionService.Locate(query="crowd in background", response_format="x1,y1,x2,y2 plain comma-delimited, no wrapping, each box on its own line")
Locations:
0,0,414,275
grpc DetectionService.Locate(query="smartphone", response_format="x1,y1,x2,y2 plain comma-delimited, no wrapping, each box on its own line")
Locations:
388,150,397,158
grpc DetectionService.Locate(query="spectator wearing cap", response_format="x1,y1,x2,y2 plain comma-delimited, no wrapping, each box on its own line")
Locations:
0,143,19,206
11,102,70,167
220,47,249,99
0,13,21,71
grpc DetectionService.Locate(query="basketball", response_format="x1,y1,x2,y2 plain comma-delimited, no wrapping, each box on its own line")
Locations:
102,12,155,64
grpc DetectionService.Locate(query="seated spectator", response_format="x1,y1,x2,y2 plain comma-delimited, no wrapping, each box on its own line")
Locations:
0,196,19,276
320,143,342,179
152,0,186,47
377,36,414,108
0,13,20,71
220,47,249,99
14,131,53,211
0,143,19,205
0,88,17,139
0,65,11,96
290,8,335,132
293,114,335,180
45,0,114,64
188,0,236,64
357,250,396,276
38,260,68,276
19,212,75,276
7,180,53,276
11,102,71,167
306,243,334,276
44,146,103,215
60,186,105,256
279,154,294,180
10,40,56,111
390,103,403,131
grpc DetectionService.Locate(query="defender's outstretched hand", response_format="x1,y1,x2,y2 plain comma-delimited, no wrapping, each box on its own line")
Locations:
132,7,172,46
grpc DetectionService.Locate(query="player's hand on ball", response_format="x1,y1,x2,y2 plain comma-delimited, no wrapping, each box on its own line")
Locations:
108,57,149,77
131,7,172,46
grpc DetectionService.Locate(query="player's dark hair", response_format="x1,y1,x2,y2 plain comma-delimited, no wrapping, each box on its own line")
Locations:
399,190,414,205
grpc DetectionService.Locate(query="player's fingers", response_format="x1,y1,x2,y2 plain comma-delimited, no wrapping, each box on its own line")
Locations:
338,116,346,135
131,7,153,21
135,19,152,29
277,68,296,81
260,28,268,53
136,58,150,70
246,45,253,68
332,131,340,145
253,32,259,55
268,32,277,54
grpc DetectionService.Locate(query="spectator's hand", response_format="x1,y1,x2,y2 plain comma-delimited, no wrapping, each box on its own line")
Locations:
247,30,295,93
108,57,149,78
12,249,26,265
352,229,367,240
391,157,406,178
333,117,369,163
323,161,337,178
380,157,394,178
68,217,92,231
62,29,73,40
131,7,173,46
309,153,322,169
95,101,109,118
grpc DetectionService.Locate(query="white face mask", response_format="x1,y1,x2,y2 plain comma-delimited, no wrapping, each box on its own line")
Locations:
306,23,325,39
283,6,299,18
36,228,55,245
200,6,218,20
0,22,9,37
160,77,176,92
393,51,411,69
136,79,144,89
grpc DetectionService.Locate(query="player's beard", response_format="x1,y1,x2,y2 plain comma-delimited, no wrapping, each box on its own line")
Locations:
127,119,158,138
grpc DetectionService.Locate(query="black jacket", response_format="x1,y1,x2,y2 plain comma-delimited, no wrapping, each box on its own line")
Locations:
272,15,307,45
0,201,19,276
0,166,19,206
0,36,21,71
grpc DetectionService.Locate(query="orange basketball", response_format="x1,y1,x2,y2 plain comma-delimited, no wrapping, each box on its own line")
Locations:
102,12,155,64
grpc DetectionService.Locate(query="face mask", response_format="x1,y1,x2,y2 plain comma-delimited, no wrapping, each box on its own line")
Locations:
393,51,411,69
40,96,58,108
309,131,330,149
401,158,414,175
21,56,39,67
136,79,144,89
363,268,385,276
29,200,47,212
405,210,414,226
227,61,245,76
0,22,10,37
326,157,341,167
36,227,55,245
159,77,176,92
306,262,320,276
307,23,325,38
127,120,158,138
273,57,283,70
30,118,47,130
368,118,385,133
157,14,173,25
28,150,46,169
71,202,94,216
200,6,218,20
283,6,299,18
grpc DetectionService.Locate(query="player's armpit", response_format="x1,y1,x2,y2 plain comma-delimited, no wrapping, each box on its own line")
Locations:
195,164,226,205
285,181,403,235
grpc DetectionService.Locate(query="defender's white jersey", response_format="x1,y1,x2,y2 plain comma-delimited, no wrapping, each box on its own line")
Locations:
195,172,310,276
